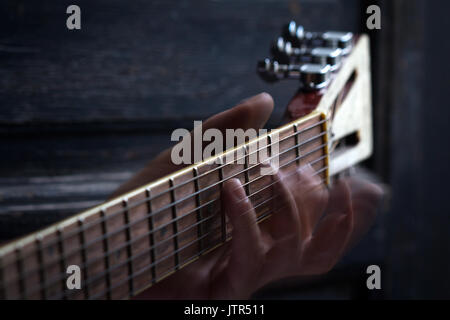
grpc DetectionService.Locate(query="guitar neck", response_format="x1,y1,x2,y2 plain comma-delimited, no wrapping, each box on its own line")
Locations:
0,111,329,300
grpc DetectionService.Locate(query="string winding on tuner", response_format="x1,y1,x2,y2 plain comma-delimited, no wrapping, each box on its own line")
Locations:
282,21,353,54
257,58,331,90
257,21,354,91
271,37,342,70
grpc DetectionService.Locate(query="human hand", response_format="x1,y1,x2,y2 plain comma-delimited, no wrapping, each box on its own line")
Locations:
111,93,383,299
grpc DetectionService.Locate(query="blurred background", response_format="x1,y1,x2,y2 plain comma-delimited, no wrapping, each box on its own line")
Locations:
0,0,449,299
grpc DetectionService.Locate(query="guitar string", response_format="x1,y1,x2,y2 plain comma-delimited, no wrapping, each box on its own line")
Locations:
117,188,316,301
1,33,359,298
122,118,327,202
94,170,329,300
3,118,327,261
21,150,328,299
5,45,356,299
72,133,327,258
1,124,328,284
30,147,326,294
52,160,328,299
3,132,329,298
64,196,288,300
58,167,328,300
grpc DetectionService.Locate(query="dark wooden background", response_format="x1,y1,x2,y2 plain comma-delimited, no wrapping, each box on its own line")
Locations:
1,0,449,299
0,0,362,238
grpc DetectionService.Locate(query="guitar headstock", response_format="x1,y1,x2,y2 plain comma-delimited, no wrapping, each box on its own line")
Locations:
258,21,373,176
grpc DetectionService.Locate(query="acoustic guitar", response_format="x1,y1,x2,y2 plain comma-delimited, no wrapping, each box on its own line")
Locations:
0,21,372,299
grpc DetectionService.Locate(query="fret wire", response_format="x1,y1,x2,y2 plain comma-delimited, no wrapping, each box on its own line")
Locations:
268,134,272,158
293,124,301,165
97,174,329,300
130,242,214,300
47,159,326,302
6,116,329,299
62,213,218,299
2,138,323,300
129,118,327,203
168,179,180,270
267,134,275,220
126,173,326,301
243,145,251,195
101,131,325,240
145,188,156,283
107,129,322,243
6,139,328,293
56,227,67,300
54,162,328,300
100,209,111,299
122,199,134,296
21,198,216,299
89,228,224,300
120,131,325,230
192,167,204,254
10,140,328,300
218,161,226,243
36,236,47,299
2,120,327,266
77,217,90,299
15,246,26,299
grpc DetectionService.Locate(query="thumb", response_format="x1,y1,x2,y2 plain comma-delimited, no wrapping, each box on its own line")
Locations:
111,93,274,197
202,92,274,133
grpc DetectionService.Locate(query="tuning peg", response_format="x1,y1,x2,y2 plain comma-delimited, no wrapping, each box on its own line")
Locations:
300,63,331,90
282,21,305,47
257,58,331,90
270,37,293,64
322,31,353,54
280,21,354,55
309,47,342,70
257,58,281,83
257,58,301,83
271,38,343,70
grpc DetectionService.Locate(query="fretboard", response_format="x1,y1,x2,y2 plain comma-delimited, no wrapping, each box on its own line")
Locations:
0,111,329,300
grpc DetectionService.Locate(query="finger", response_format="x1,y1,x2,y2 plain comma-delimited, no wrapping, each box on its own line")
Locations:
202,92,274,133
214,178,265,297
293,164,329,241
266,169,301,244
111,93,274,197
298,179,353,274
342,177,384,252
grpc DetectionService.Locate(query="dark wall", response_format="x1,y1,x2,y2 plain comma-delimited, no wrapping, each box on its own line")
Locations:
384,0,450,299
1,0,360,125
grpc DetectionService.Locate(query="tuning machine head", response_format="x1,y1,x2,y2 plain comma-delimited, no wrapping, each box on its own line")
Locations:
282,21,305,47
257,58,331,90
310,47,342,70
258,21,352,91
257,58,282,83
300,64,331,90
322,31,353,54
270,37,293,64
281,21,354,54
271,37,342,70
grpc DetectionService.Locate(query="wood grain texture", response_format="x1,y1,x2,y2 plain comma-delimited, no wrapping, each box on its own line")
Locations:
0,0,360,124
